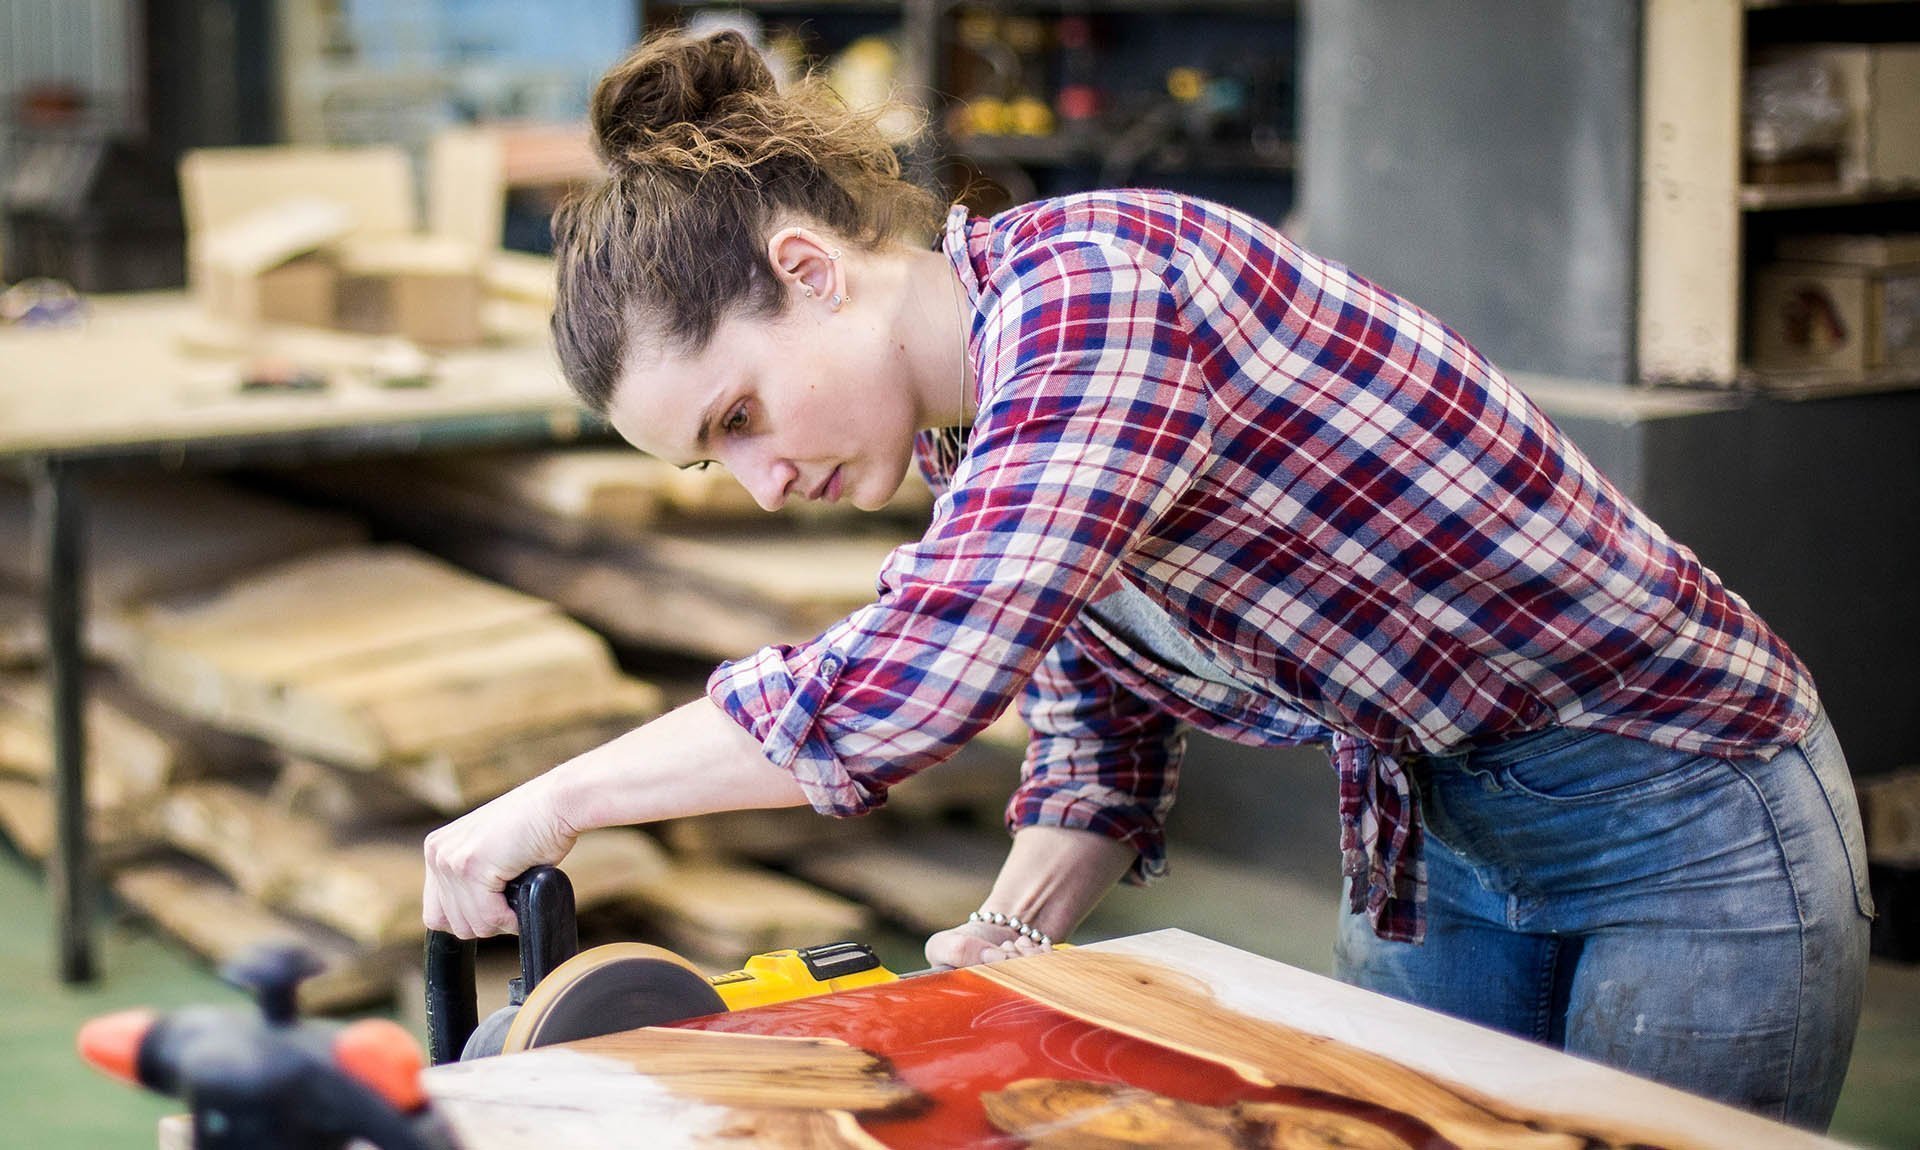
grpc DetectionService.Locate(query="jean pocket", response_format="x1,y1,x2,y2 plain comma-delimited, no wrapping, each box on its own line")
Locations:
1492,731,1715,804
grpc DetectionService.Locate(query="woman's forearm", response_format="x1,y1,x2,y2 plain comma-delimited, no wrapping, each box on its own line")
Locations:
978,824,1138,943
543,696,809,835
423,697,805,937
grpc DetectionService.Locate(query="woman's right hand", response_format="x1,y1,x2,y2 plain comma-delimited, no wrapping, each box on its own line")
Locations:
422,775,579,939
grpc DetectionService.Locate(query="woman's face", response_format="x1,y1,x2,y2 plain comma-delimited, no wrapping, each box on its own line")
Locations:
607,292,925,513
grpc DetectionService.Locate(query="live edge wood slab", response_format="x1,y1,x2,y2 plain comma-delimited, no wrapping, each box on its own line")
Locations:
422,930,1844,1150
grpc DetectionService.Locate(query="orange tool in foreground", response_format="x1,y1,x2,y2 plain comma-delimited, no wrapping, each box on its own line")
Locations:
79,943,455,1150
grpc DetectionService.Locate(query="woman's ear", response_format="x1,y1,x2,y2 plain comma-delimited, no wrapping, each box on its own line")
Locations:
767,227,845,310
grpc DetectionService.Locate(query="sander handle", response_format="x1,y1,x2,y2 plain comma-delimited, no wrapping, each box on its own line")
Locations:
424,866,581,1066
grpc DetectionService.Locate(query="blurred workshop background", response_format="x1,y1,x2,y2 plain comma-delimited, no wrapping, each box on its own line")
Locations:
1,2,1918,1147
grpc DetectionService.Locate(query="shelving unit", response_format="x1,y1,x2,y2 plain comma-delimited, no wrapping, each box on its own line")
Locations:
642,0,1298,214
1638,0,1920,394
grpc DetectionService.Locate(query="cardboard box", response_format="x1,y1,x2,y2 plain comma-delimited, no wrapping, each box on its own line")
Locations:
192,199,352,328
334,236,485,348
1797,45,1920,187
1751,258,1920,374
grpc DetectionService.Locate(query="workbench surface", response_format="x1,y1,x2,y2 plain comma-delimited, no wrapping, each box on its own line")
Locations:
0,294,585,461
423,929,1844,1150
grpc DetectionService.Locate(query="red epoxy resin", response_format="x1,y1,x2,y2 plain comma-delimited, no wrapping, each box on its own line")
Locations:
671,968,1454,1148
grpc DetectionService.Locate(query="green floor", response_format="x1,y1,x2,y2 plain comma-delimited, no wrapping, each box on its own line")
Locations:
5,848,1917,1148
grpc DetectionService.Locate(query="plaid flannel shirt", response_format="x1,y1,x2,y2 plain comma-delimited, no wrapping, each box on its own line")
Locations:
709,191,1817,943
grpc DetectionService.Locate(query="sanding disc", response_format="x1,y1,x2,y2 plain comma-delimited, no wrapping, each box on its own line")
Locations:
500,942,728,1054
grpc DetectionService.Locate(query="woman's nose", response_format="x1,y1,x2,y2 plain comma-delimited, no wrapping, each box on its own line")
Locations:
742,455,798,512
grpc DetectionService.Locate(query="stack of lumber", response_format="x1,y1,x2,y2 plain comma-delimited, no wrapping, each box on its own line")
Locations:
0,474,366,661
0,456,1045,1010
280,447,938,664
269,447,1046,962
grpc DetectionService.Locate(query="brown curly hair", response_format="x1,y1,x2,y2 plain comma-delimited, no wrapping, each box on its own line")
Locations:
552,28,943,414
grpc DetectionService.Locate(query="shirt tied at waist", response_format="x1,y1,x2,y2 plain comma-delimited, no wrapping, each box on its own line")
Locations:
1336,737,1427,944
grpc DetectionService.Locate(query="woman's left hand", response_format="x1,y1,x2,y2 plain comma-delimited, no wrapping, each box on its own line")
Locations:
924,920,1051,968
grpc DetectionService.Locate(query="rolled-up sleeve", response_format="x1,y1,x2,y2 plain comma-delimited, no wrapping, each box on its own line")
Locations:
1013,618,1183,883
706,237,1212,822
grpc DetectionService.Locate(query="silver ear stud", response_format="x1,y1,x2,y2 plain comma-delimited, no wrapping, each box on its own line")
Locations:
800,283,815,297
831,293,847,310
828,248,842,261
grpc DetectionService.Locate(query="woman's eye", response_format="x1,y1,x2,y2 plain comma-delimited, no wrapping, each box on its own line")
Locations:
722,403,749,434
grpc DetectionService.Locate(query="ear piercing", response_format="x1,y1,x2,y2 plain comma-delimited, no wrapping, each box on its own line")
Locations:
800,284,815,297
828,248,842,261
831,293,848,310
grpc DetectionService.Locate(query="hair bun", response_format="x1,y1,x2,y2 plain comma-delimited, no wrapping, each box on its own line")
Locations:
592,29,777,168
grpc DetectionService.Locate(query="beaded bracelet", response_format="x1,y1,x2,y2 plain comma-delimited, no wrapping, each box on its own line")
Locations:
968,909,1053,949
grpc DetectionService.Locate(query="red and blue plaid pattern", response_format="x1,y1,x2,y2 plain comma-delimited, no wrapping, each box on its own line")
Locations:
709,191,1816,943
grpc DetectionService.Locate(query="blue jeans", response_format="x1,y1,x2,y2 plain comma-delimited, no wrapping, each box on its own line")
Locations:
1334,708,1872,1130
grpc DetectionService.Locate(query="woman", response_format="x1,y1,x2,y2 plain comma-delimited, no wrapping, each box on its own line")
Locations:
422,29,1872,1128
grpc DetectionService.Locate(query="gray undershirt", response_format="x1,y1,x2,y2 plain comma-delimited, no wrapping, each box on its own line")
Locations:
1081,582,1251,692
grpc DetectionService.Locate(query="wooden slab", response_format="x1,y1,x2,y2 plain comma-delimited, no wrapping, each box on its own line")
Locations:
787,831,1002,935
627,859,870,965
0,672,266,811
0,775,159,864
385,708,653,814
636,531,901,629
421,449,672,534
123,545,643,766
112,858,398,1014
657,806,880,864
431,533,813,662
0,475,365,611
159,780,670,947
423,930,1847,1150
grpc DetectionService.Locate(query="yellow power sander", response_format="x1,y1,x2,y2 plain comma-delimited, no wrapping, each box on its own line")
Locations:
425,866,900,1063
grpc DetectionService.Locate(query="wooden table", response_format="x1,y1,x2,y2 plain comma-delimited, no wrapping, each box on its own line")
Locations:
0,293,599,983
421,929,1845,1150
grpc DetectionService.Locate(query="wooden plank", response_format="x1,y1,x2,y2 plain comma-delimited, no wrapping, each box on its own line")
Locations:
657,806,881,864
0,774,160,863
124,546,641,767
270,755,436,830
423,932,1844,1150
386,708,654,814
787,830,1002,935
435,532,814,662
881,731,1024,825
279,458,621,550
628,859,870,965
636,531,900,627
0,474,366,613
112,858,399,1015
421,449,672,534
0,672,268,811
159,780,670,947
1638,0,1742,384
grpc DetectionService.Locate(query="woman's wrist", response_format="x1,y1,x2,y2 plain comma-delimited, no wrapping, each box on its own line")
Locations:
968,908,1053,948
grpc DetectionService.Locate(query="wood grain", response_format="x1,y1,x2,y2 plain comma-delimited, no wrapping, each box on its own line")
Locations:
977,949,1657,1150
124,545,644,767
